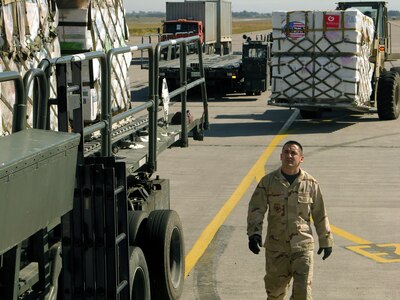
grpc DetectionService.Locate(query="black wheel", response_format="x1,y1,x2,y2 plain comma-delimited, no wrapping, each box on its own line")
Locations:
245,91,253,96
377,71,400,120
390,67,400,75
129,246,151,300
300,109,322,119
128,211,148,246
255,91,262,96
193,125,204,141
144,210,184,300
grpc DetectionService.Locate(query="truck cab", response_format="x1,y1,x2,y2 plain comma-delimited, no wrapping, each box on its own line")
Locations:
162,19,203,43
161,19,203,59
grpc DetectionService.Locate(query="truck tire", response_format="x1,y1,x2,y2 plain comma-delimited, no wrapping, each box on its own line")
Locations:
390,67,400,75
128,211,148,246
129,246,151,300
377,71,400,120
144,210,184,300
300,109,322,119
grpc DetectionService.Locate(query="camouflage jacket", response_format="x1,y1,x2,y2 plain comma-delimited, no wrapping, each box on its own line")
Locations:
247,168,334,252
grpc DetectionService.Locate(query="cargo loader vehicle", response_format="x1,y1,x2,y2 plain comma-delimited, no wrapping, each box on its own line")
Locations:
148,0,271,96
268,1,400,120
242,34,272,96
159,52,243,94
159,33,272,96
0,0,208,297
0,33,208,300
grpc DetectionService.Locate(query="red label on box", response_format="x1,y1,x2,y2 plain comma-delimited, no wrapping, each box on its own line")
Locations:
325,14,340,28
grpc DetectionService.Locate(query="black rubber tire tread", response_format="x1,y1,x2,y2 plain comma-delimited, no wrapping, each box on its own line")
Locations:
128,211,148,247
300,109,322,119
129,246,151,300
390,67,400,75
377,71,400,120
144,210,184,300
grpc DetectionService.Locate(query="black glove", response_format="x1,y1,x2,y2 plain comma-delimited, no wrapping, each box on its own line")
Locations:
248,234,262,254
317,247,332,260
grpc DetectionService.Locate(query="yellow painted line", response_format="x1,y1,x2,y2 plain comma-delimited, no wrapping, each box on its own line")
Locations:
378,243,400,255
184,107,385,276
346,244,400,263
184,134,288,277
330,224,372,245
347,245,389,263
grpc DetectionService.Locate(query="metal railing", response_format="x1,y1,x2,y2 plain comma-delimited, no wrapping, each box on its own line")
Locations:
0,72,26,133
7,36,208,173
154,36,209,149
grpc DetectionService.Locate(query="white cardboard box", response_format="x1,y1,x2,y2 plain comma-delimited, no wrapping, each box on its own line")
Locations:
271,9,374,106
272,9,374,54
271,55,372,104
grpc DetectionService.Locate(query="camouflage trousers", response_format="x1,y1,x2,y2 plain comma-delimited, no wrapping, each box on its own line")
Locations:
264,250,313,300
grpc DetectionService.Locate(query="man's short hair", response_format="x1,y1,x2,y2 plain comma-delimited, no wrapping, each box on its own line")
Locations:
282,140,303,153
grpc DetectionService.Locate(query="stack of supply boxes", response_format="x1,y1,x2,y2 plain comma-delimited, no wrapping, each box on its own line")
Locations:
57,0,131,122
271,9,374,108
0,0,60,135
0,0,130,135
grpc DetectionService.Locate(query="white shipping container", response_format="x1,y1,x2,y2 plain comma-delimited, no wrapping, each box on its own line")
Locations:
166,1,218,44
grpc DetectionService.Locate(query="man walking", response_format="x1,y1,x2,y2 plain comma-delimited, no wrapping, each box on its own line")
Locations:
247,140,333,299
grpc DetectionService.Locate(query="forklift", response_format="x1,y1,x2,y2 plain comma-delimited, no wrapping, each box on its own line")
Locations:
336,1,400,120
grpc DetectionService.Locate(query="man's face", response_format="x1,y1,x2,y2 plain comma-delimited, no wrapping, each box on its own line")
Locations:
280,144,304,170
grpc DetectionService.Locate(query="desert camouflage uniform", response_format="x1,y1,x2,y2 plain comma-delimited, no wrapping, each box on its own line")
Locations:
247,168,333,300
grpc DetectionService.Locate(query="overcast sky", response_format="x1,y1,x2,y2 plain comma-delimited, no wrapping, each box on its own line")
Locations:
123,0,400,13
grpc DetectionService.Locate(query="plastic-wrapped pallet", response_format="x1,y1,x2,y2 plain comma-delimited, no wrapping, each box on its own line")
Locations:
0,0,131,136
57,0,131,121
0,0,60,135
271,9,374,108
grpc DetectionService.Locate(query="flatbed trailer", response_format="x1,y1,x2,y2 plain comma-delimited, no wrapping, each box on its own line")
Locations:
159,53,243,94
0,36,208,300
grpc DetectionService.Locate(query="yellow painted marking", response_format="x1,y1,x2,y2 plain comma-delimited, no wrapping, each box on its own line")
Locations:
347,245,389,263
184,134,288,277
184,108,398,278
347,244,400,263
331,223,400,263
330,225,372,245
378,243,400,256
